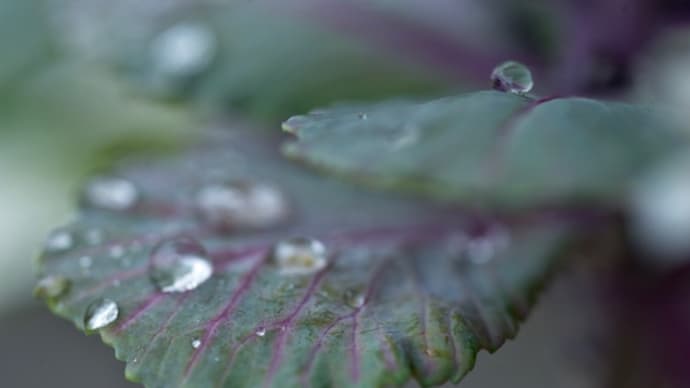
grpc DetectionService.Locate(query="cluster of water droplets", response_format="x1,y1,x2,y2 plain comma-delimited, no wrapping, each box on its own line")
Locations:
195,180,289,231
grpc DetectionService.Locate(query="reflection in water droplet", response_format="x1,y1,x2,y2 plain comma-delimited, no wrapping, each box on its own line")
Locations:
45,230,74,253
272,237,328,275
491,61,534,94
83,177,139,211
192,339,201,349
255,327,266,337
34,275,71,299
195,181,289,231
84,299,119,330
149,237,213,293
151,21,216,78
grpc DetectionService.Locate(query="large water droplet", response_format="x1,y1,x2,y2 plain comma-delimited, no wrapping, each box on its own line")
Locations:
45,230,74,253
630,153,690,263
83,177,139,211
195,181,289,231
272,237,328,275
491,61,534,94
149,237,213,293
84,299,119,330
151,21,216,78
34,275,71,299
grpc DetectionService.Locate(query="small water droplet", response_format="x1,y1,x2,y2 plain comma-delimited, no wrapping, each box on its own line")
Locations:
358,113,368,120
191,339,201,349
281,115,309,134
34,275,70,299
84,228,105,245
151,21,216,78
630,153,690,262
466,228,510,264
79,256,93,269
344,290,365,308
195,181,289,231
272,237,328,275
255,327,266,337
108,245,126,259
491,61,533,94
83,177,139,211
45,230,74,253
149,237,213,293
84,299,119,330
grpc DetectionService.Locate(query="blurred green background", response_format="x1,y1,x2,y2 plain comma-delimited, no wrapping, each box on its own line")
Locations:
1,0,690,386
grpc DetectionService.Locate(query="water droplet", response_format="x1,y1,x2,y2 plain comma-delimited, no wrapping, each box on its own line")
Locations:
84,299,119,330
45,230,74,253
192,339,201,349
466,228,510,264
344,290,365,308
195,181,289,230
255,327,266,337
630,153,690,263
281,115,308,134
149,237,213,293
151,21,216,78
34,275,70,299
491,61,533,94
358,113,368,120
84,228,105,245
272,237,328,275
108,245,125,259
83,177,139,211
79,256,93,269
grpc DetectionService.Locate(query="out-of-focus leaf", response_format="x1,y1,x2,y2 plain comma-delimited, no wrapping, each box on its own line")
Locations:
283,91,688,208
36,126,599,387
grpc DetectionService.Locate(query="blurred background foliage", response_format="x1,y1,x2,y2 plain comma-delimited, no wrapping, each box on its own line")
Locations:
2,0,690,387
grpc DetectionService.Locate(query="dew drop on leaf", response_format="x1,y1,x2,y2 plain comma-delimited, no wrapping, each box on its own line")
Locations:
84,228,105,245
108,245,126,259
358,113,368,120
344,290,365,308
79,256,93,269
83,177,139,211
84,299,119,330
149,237,213,293
34,275,71,299
150,21,216,78
191,339,201,349
491,60,534,94
272,237,328,275
255,326,266,337
44,230,75,253
195,181,289,230
630,153,690,262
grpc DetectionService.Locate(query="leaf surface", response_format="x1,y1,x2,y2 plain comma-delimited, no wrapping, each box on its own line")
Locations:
37,126,594,387
283,91,688,208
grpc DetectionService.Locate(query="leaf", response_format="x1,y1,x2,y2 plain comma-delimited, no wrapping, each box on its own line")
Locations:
36,126,594,388
282,91,688,208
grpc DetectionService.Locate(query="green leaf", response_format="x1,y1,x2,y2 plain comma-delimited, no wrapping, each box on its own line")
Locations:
36,127,589,387
283,91,688,208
